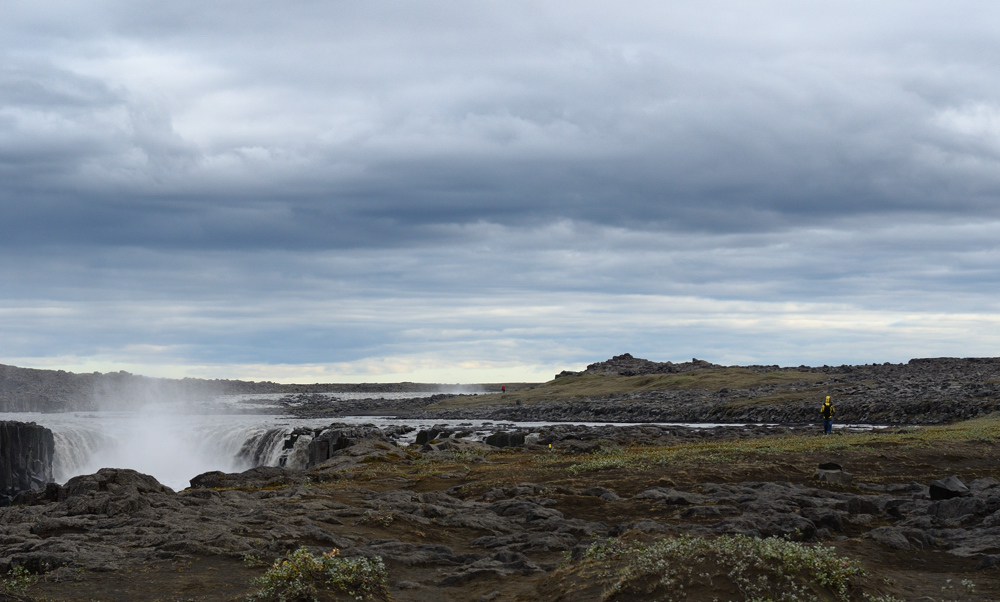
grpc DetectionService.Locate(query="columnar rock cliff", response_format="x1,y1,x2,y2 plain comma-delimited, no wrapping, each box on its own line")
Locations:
0,421,54,506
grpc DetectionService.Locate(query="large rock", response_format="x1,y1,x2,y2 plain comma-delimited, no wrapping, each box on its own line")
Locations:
306,426,390,467
814,462,854,485
415,429,442,445
929,475,971,500
60,468,174,517
0,421,54,506
485,431,526,448
189,465,295,490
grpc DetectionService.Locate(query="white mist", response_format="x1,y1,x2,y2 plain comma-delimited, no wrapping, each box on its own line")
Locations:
11,410,307,490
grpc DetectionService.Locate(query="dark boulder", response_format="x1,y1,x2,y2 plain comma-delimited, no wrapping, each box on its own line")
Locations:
485,431,526,448
929,496,986,522
929,475,971,500
306,426,389,467
60,468,174,517
415,429,442,445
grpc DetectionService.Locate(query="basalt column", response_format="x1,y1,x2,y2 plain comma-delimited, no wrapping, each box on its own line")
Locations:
0,420,55,505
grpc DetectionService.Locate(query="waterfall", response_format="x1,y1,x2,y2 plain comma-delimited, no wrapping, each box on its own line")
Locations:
224,427,314,470
0,390,484,492
34,412,315,490
51,426,115,483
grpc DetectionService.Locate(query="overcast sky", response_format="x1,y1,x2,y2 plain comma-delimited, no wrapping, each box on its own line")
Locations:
3,1,1000,383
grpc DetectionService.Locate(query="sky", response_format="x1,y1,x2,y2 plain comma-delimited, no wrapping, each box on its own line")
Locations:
3,1,1000,383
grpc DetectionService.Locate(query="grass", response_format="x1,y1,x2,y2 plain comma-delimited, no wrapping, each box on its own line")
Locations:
301,413,1000,492
559,413,1000,475
927,412,1000,442
426,368,827,409
563,434,866,474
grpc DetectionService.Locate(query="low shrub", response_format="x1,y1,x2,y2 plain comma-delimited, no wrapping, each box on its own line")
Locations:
577,533,867,601
1,565,38,598
247,547,388,601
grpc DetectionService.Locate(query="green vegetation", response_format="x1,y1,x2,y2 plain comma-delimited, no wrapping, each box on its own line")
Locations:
930,412,1000,442
1,565,38,598
247,547,388,601
574,533,867,601
560,414,1000,474
427,368,826,409
563,433,860,474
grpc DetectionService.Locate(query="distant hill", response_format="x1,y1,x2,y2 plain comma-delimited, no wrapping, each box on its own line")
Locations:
426,354,1000,425
0,364,449,412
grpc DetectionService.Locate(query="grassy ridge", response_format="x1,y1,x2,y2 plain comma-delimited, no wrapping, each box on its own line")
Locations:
427,368,826,410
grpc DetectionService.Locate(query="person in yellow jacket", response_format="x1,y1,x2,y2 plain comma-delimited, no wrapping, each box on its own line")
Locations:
820,396,835,435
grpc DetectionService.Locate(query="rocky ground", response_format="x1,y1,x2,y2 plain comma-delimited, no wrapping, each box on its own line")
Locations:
2,420,1000,601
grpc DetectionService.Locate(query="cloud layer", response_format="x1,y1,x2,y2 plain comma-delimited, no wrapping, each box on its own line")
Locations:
3,1,1000,381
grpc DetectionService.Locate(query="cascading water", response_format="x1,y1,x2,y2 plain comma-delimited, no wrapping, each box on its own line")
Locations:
228,427,314,469
51,426,115,483
1,390,485,491
10,411,320,490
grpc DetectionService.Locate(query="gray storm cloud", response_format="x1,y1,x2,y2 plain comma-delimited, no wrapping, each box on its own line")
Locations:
2,1,1000,379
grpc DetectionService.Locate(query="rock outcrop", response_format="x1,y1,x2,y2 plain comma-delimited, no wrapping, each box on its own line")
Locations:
556,353,722,378
0,421,54,506
306,426,391,467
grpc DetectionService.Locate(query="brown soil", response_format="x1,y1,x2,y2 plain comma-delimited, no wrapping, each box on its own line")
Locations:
19,436,1000,601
